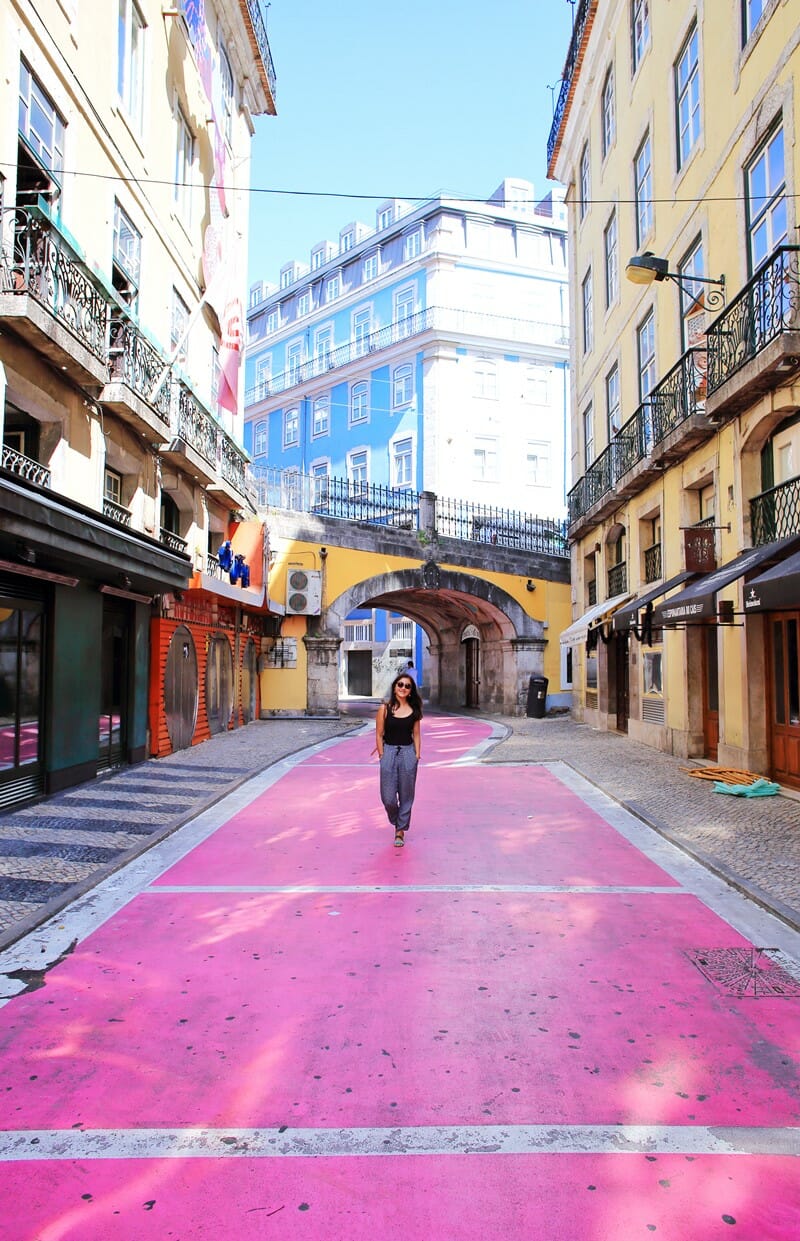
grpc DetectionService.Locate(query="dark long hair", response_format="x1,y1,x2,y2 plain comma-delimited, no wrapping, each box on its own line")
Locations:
387,672,423,720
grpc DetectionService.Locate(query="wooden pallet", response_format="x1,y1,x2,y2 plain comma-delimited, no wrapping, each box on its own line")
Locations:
680,766,762,785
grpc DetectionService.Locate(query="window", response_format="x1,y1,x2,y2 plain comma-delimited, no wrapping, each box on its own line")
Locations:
266,309,280,334
284,407,299,447
583,405,594,469
174,104,194,223
742,0,766,44
404,229,423,260
253,420,267,456
255,355,272,396
314,326,333,371
341,230,354,252
312,461,330,507
526,441,550,487
287,341,303,383
348,449,368,494
642,651,663,695
606,365,621,438
528,367,549,405
117,0,145,129
604,212,618,308
350,381,368,424
746,124,786,271
311,249,325,271
631,0,650,72
345,620,373,643
678,235,707,335
601,66,615,159
280,270,292,289
219,45,234,144
637,309,657,401
393,437,413,488
579,143,590,220
363,253,379,281
395,286,415,337
474,437,498,482
312,396,329,437
170,288,189,362
112,200,141,306
352,308,372,357
211,345,220,409
392,364,413,408
297,292,311,317
104,467,122,505
474,358,497,399
18,60,66,196
634,132,653,245
378,207,393,230
675,24,700,169
325,273,341,302
581,269,593,354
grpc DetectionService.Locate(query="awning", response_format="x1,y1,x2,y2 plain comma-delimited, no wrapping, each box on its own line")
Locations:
613,571,696,632
742,547,800,613
651,535,800,627
560,591,632,647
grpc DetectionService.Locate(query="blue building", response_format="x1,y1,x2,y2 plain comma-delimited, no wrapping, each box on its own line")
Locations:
244,179,570,695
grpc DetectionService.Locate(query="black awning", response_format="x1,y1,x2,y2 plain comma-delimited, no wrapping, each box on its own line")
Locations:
651,535,800,626
742,547,800,613
612,571,696,632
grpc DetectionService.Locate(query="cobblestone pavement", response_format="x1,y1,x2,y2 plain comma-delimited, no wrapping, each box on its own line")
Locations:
1,706,799,950
0,716,361,950
483,713,800,931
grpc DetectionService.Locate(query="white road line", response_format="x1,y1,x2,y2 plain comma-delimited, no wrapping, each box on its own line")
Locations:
0,1124,797,1161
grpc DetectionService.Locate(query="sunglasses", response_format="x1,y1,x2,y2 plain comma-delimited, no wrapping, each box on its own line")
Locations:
396,682,413,689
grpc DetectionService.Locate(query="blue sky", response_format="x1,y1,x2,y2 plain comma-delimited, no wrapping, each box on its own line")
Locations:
246,1,574,288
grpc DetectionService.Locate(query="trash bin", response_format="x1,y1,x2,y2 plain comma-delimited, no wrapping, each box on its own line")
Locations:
526,675,548,719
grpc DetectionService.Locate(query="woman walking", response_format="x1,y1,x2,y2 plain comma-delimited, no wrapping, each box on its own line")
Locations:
375,672,422,847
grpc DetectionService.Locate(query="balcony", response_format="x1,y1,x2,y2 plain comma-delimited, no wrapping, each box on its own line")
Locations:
546,0,598,176
707,245,800,419
103,498,132,527
1,444,51,489
0,206,111,388
238,0,277,114
644,543,662,583
102,312,173,438
607,561,627,597
751,474,800,547
160,527,188,554
568,346,715,539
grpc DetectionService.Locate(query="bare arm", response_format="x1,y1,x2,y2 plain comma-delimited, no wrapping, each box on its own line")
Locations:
376,705,386,757
413,718,421,761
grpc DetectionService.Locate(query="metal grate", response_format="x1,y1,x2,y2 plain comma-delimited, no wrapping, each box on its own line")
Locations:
641,698,665,724
686,948,800,998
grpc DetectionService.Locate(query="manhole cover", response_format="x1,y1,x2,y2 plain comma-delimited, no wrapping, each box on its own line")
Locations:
686,948,800,998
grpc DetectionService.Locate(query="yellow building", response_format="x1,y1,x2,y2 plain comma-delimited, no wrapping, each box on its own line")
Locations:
549,0,800,785
0,0,276,798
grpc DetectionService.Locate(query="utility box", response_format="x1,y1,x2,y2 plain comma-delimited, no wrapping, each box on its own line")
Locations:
526,675,548,719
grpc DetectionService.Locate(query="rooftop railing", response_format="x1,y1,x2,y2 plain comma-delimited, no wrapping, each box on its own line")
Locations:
547,0,596,169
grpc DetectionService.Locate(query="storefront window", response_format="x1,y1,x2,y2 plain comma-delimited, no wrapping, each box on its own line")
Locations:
642,650,663,695
0,604,43,771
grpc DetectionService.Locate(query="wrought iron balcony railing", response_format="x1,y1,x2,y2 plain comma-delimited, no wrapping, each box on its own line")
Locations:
650,348,707,443
1,444,51,488
243,0,277,108
174,384,219,467
102,498,132,526
751,474,800,547
0,206,110,361
245,306,569,404
160,527,188,554
608,561,627,597
217,431,248,496
644,543,662,583
587,579,597,606
108,312,172,426
612,402,653,479
707,245,800,394
547,0,596,169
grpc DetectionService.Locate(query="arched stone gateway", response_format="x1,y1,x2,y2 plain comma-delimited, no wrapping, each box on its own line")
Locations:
305,565,547,716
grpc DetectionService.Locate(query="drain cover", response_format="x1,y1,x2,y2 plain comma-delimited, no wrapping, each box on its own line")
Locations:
686,948,800,998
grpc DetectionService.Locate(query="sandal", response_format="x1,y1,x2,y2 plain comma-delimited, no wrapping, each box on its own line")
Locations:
394,831,405,847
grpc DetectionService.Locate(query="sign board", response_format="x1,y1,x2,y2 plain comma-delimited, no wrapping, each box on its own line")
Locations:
684,527,716,574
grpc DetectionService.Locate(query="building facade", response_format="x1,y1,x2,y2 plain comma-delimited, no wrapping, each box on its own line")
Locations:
550,0,800,784
0,0,276,804
244,179,570,691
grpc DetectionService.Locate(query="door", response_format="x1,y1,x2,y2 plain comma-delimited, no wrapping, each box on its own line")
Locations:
615,632,629,732
464,637,480,708
99,602,128,771
347,650,372,696
164,624,198,752
241,638,257,723
206,633,234,734
702,625,720,760
768,614,800,787
0,594,45,805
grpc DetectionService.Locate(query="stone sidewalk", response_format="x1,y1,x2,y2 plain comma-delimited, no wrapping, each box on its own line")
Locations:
1,707,799,951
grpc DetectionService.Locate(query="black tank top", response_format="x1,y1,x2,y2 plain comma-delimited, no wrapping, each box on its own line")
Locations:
383,709,415,746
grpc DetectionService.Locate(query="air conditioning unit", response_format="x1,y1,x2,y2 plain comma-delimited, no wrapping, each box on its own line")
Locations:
286,568,322,615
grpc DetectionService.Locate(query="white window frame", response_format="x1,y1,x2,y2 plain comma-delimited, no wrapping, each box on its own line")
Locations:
631,0,650,73
394,285,416,337
117,0,146,129
287,340,304,384
746,123,787,272
18,59,66,187
297,291,311,317
170,288,190,363
742,0,766,44
392,435,414,488
363,253,379,282
582,268,593,354
311,460,330,507
473,436,498,482
601,65,615,159
348,448,369,495
392,364,413,409
637,309,657,402
350,381,368,425
604,211,618,308
104,466,123,505
266,309,280,334
474,358,497,400
314,325,333,372
312,395,329,437
283,407,299,448
218,43,234,144
634,131,653,245
579,143,590,220
526,440,550,487
352,307,372,357
253,419,267,456
325,273,341,302
255,354,272,397
404,229,423,260
112,200,141,301
675,23,701,170
584,404,594,469
174,102,195,224
606,365,621,438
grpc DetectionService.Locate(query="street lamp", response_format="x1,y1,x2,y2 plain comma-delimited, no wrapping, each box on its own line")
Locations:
625,251,726,311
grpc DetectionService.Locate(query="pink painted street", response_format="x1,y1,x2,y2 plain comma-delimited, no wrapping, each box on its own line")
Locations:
1,715,799,1239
